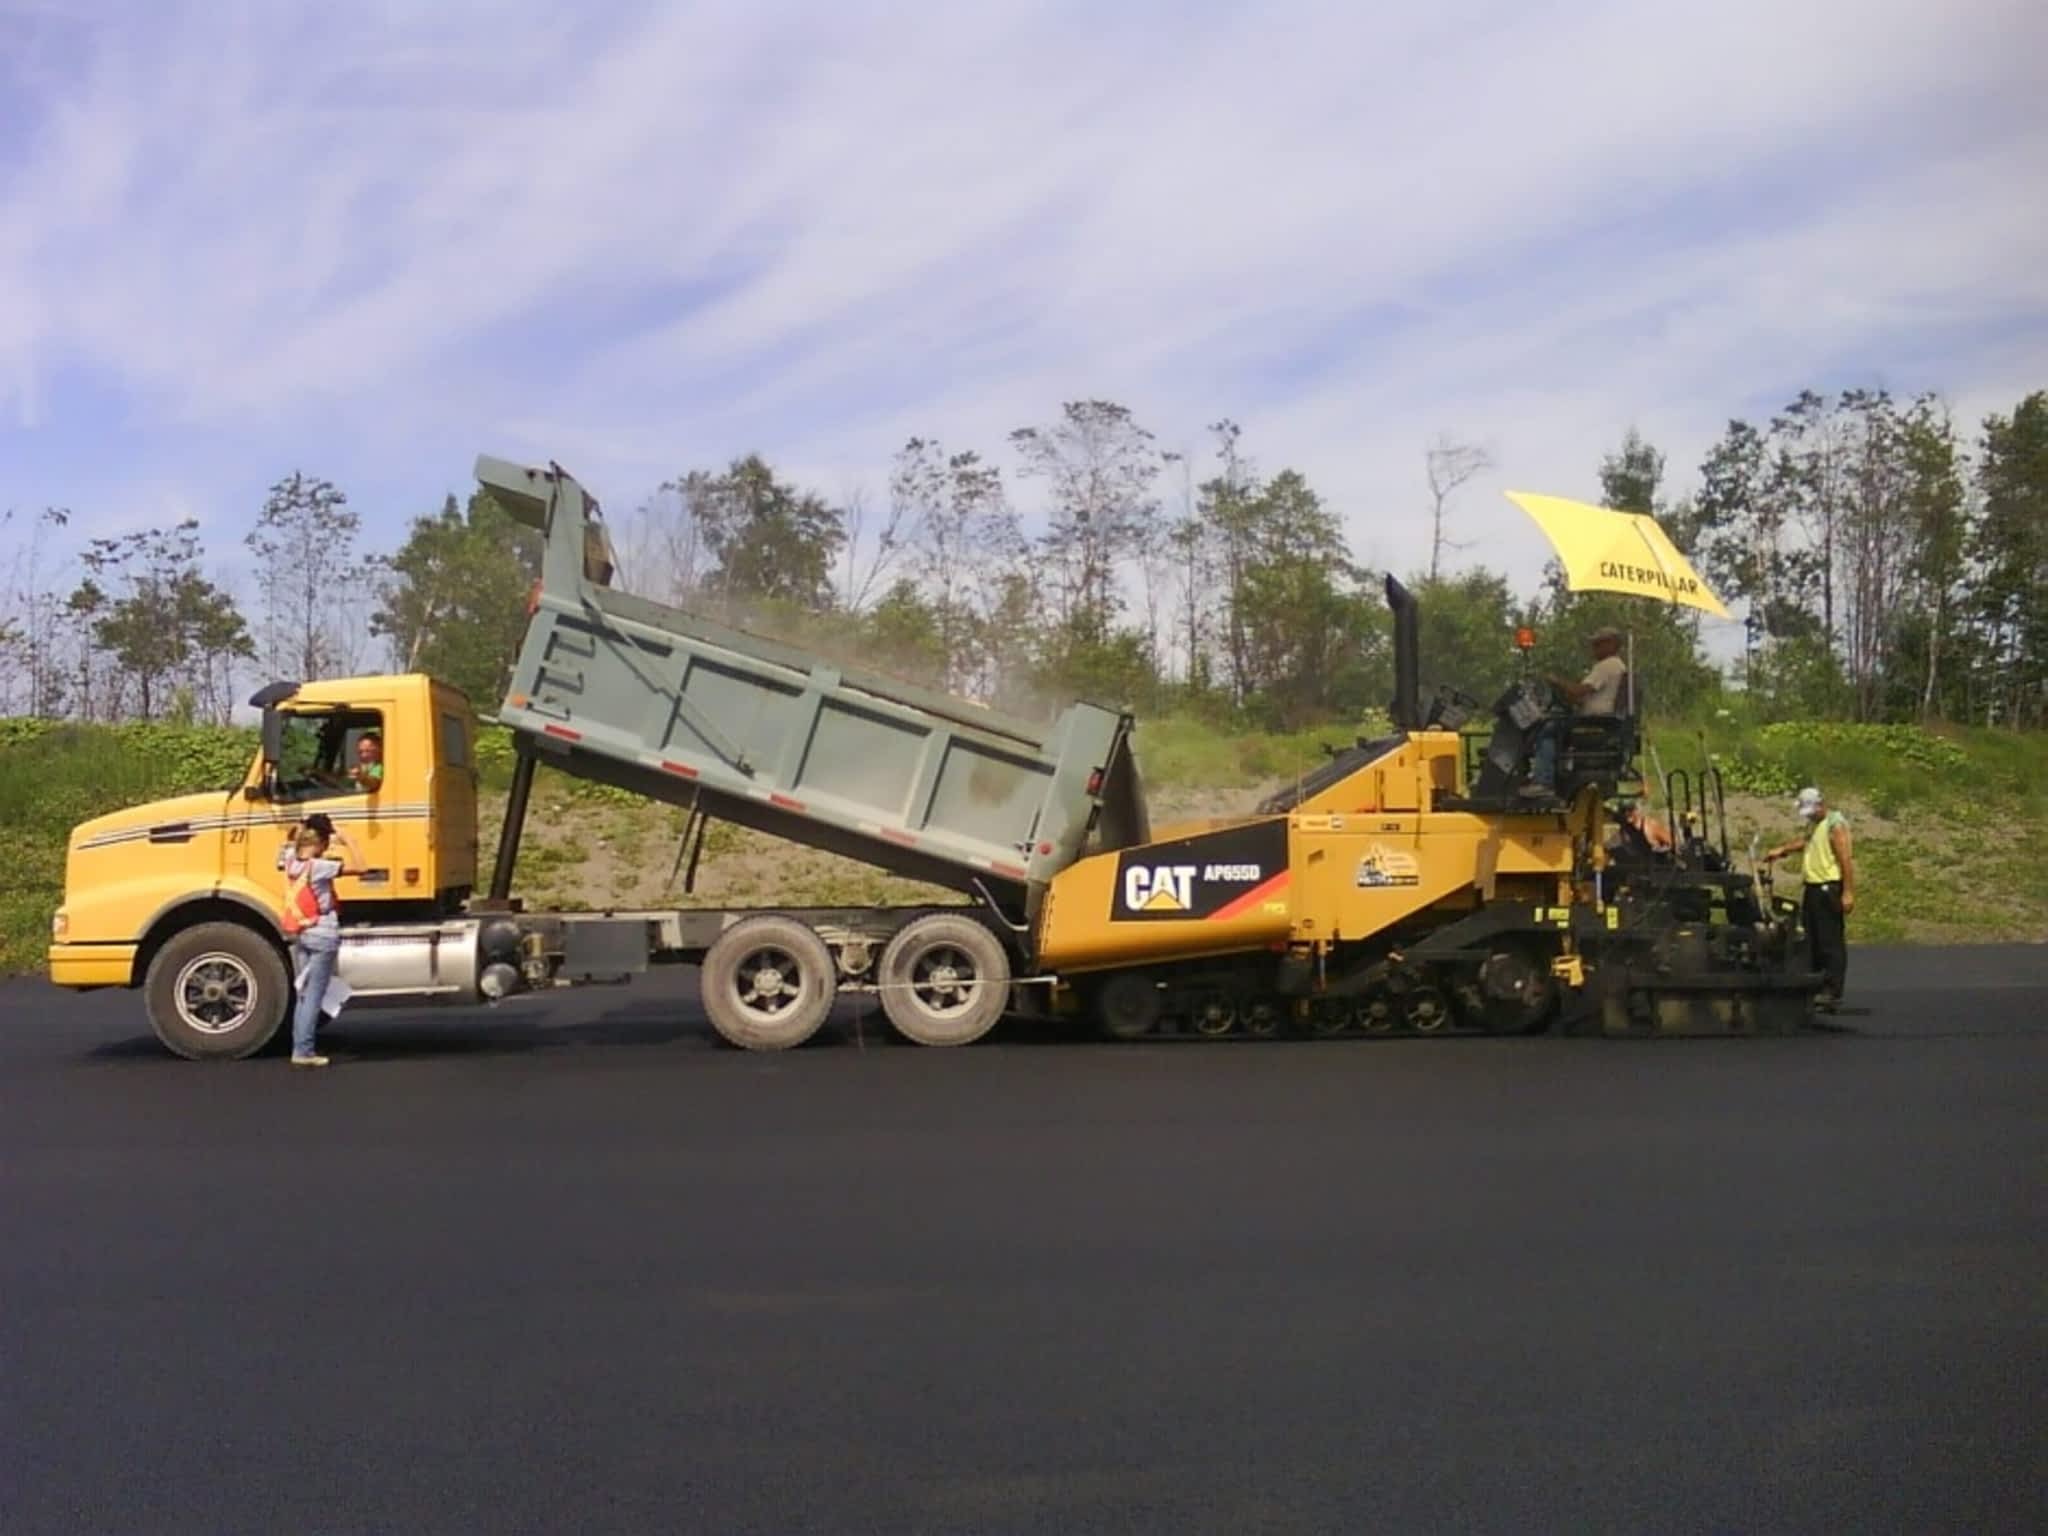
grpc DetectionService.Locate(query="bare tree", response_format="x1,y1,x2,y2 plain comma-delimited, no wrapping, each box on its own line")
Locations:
1164,448,1209,690
1138,451,1180,676
1010,400,1162,645
1201,419,1260,701
1424,434,1492,582
617,480,706,605
1771,390,1851,647
892,438,1022,693
1900,397,1967,720
246,472,366,681
0,506,73,716
838,482,910,613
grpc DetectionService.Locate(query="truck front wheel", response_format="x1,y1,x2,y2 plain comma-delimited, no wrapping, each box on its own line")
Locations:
144,922,291,1060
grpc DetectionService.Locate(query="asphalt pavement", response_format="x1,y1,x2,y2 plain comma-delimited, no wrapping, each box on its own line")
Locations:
3,947,2044,1534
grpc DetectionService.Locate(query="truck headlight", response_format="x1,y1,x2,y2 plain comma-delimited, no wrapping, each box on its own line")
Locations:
51,910,69,941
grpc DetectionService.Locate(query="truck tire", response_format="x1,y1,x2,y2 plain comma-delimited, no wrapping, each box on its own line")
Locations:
143,922,291,1061
877,914,1010,1047
700,915,837,1051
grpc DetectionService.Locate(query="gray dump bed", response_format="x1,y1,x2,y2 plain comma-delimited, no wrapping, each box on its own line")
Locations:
480,456,1148,901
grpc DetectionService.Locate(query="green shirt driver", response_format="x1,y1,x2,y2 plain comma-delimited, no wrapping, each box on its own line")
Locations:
350,733,384,793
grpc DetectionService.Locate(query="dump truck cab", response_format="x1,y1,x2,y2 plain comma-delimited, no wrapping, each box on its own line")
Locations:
48,676,478,994
245,675,480,914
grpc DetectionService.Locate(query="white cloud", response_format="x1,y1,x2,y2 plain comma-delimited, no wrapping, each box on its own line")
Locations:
1,0,2043,601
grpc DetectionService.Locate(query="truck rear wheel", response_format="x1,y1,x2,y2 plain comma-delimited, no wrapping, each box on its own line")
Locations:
700,916,836,1051
878,914,1010,1047
144,922,290,1061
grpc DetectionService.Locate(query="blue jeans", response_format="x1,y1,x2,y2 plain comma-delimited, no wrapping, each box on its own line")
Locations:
292,931,340,1058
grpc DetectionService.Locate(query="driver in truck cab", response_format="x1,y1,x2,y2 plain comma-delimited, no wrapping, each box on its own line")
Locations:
309,731,383,795
349,732,384,792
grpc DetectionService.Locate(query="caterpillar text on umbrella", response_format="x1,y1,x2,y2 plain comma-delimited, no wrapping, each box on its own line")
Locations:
1599,560,1702,597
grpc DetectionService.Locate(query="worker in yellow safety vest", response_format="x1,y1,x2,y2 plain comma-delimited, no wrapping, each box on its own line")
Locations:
1763,786,1855,1011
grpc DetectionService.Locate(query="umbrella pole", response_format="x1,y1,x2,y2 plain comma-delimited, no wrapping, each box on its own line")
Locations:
1628,626,1645,810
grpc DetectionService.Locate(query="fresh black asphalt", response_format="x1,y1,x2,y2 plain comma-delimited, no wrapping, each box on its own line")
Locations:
3,947,2044,1534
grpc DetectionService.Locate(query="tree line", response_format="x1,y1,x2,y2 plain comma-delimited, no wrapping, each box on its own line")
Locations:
2,387,2042,730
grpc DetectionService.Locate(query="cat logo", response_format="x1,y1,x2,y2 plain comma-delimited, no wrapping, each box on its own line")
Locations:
1108,820,1288,923
1355,845,1420,888
1123,864,1196,913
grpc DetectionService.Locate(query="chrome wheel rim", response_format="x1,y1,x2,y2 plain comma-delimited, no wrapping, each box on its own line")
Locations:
174,953,258,1035
909,944,980,1019
730,945,807,1025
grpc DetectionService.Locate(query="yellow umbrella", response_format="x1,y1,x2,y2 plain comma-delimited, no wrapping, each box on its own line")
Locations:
1504,490,1731,620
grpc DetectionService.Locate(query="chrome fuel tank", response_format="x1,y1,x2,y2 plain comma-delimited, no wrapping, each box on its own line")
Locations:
333,920,482,1001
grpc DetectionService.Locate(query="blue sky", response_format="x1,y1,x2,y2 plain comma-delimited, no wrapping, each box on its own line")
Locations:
3,0,2045,596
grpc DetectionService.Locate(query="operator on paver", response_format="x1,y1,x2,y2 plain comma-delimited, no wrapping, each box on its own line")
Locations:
1763,786,1855,1012
1525,627,1631,797
1613,797,1673,855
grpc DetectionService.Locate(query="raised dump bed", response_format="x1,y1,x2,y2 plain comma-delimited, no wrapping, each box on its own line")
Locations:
479,456,1148,907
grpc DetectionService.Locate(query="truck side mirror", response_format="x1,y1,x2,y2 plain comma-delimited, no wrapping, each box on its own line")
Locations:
260,707,285,767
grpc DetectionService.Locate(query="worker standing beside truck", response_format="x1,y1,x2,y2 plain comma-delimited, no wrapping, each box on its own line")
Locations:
279,816,362,1067
1764,787,1854,1011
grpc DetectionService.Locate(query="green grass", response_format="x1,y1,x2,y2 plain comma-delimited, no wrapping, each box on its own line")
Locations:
0,721,258,973
1647,707,2044,812
1131,713,1393,794
1638,712,2047,943
6,710,2044,974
